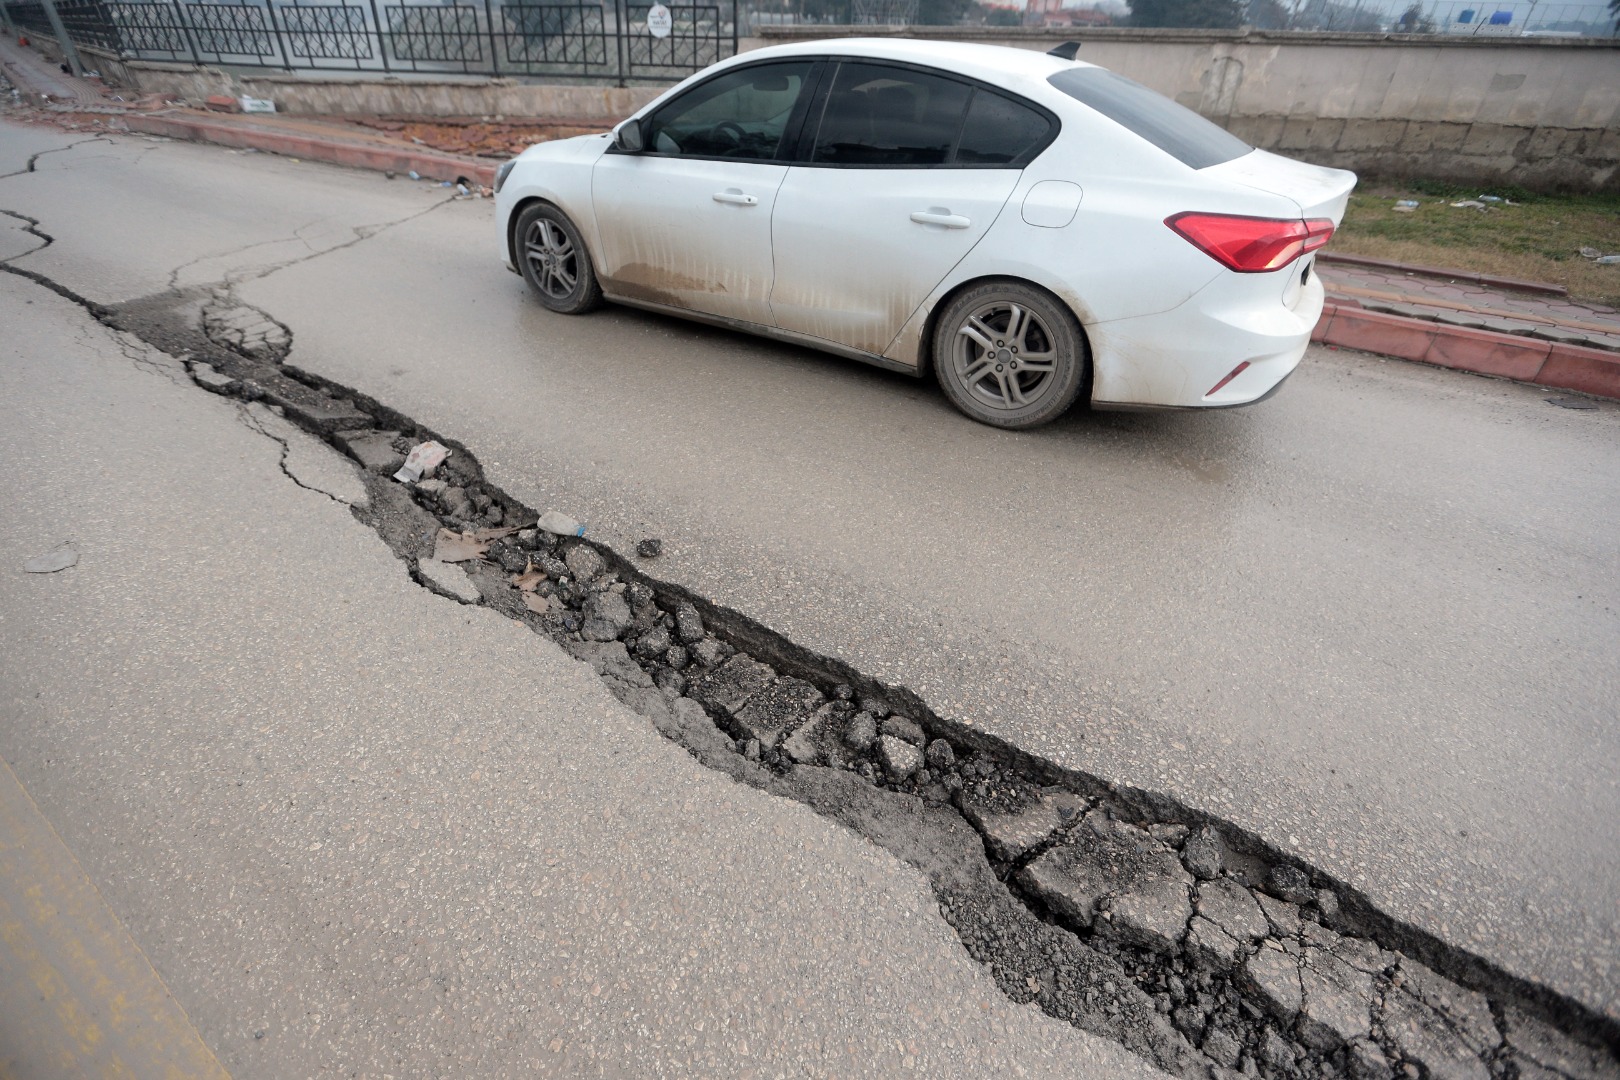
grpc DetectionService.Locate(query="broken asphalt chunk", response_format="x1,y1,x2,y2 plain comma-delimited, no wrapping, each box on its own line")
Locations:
580,590,632,642
1268,863,1315,904
878,734,923,779
1195,877,1269,944
731,676,824,748
781,702,841,766
673,601,704,644
190,362,238,394
1242,939,1304,1024
416,558,479,602
563,543,606,583
1016,811,1193,954
1297,946,1374,1051
337,430,406,475
958,789,1083,863
688,653,775,721
1181,824,1226,880
1377,984,1490,1080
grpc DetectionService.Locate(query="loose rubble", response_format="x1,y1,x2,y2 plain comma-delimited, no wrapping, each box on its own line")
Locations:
38,276,1619,1080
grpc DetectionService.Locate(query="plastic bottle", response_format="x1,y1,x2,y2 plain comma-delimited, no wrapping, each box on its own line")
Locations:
538,510,585,537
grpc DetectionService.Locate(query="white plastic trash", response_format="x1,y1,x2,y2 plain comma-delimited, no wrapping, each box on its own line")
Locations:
394,440,451,483
537,510,585,537
239,96,276,113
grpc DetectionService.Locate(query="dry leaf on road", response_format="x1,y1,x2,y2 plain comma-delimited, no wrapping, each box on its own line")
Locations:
433,528,489,563
511,562,545,592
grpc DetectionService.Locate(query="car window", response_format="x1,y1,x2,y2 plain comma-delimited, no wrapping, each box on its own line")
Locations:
644,61,815,161
1047,67,1250,170
955,89,1053,166
811,62,972,167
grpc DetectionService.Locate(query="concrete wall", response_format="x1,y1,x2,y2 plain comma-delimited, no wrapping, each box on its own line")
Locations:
752,27,1620,190
104,55,663,123
93,27,1620,189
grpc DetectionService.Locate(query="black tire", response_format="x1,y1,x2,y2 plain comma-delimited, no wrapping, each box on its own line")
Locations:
932,281,1087,429
515,202,602,315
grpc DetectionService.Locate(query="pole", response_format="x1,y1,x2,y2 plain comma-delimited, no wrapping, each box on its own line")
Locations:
38,0,87,76
0,2,17,37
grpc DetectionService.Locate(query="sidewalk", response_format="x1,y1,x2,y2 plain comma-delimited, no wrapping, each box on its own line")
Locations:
1319,256,1620,352
4,30,1616,400
1313,255,1620,399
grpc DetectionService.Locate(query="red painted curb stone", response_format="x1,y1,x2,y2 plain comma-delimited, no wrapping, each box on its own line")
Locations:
1539,344,1620,399
1323,307,1435,363
121,113,496,187
1315,301,1617,401
1422,323,1549,383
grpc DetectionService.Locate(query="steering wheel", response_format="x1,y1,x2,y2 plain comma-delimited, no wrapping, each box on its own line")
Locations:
713,121,747,149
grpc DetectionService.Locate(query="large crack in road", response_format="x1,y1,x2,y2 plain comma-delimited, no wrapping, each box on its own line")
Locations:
3,187,1617,1080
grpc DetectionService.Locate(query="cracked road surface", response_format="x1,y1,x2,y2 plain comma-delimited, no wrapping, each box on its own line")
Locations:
0,162,1160,1078
2,119,1617,1053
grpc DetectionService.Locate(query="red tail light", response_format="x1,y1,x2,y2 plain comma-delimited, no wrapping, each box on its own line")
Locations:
1166,213,1336,274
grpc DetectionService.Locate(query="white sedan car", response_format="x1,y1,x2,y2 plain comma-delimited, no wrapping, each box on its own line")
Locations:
495,38,1355,428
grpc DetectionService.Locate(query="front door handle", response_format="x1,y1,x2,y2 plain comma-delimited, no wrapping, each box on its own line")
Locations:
713,189,759,206
911,209,971,229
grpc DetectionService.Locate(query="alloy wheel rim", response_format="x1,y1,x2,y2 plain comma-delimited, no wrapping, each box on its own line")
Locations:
952,300,1059,411
524,220,578,300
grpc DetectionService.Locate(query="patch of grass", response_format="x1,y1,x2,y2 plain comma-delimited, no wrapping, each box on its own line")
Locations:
1331,184,1620,307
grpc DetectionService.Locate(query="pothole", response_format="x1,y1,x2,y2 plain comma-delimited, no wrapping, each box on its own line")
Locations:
8,266,1618,1080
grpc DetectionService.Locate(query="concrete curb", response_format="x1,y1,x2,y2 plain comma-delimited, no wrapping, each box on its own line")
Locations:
118,112,497,186
1313,301,1620,400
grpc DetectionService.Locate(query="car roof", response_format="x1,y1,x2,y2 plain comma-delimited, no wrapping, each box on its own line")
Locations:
726,38,1094,102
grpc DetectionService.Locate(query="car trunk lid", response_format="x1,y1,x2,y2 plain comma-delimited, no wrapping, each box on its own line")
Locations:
1202,149,1358,223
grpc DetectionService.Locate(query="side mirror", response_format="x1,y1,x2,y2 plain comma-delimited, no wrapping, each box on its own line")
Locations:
614,118,644,153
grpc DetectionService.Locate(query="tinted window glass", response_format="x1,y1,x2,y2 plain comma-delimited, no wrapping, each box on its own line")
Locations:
1047,67,1250,169
955,89,1053,165
644,61,814,160
812,62,972,167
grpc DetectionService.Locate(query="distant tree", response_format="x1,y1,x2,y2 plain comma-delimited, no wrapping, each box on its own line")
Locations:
1245,0,1290,26
1129,0,1243,27
1609,0,1619,30
1393,1,1436,30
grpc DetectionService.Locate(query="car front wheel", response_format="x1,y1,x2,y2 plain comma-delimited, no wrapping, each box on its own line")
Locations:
932,282,1087,429
515,203,602,315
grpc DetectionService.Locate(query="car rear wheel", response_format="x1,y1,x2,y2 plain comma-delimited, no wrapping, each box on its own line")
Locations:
932,282,1086,429
516,203,602,315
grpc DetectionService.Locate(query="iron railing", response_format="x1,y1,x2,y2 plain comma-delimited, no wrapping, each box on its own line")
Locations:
1,0,737,79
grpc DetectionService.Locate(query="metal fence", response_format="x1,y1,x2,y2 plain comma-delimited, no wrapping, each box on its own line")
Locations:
1,0,738,78
1412,0,1614,35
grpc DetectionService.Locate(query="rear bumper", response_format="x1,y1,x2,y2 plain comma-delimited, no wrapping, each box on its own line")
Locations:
1089,270,1323,410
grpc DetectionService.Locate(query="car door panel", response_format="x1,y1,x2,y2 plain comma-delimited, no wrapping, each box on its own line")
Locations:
592,155,785,323
769,169,1019,355
767,61,1049,356
589,59,816,326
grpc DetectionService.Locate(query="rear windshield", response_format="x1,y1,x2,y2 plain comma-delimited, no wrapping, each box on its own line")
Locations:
1047,67,1250,169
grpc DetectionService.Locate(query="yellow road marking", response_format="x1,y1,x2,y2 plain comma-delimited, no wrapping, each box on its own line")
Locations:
0,755,230,1080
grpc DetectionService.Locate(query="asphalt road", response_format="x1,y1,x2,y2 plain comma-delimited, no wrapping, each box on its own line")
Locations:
0,124,1163,1078
4,122,1617,1028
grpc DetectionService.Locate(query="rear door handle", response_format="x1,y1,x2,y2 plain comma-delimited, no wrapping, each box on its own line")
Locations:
911,210,971,229
713,189,759,206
